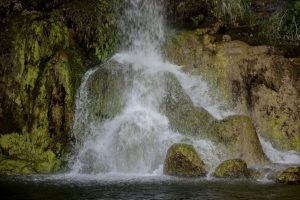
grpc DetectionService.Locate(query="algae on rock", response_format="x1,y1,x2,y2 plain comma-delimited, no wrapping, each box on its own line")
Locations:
164,143,206,177
164,30,300,152
160,72,215,136
214,159,250,178
276,167,300,185
0,0,117,175
206,115,268,165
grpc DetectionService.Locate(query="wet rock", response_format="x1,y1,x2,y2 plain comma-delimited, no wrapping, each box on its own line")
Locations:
75,60,134,133
214,159,250,178
164,31,300,152
161,73,216,136
276,167,300,185
207,115,268,165
164,143,206,177
0,0,117,175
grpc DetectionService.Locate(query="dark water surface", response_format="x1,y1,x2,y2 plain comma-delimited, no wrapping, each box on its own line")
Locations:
0,174,299,200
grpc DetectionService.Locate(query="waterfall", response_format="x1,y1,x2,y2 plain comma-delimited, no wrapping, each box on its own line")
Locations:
70,0,229,175
70,0,300,176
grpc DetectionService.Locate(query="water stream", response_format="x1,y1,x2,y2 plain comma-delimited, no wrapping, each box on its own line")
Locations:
70,0,300,176
1,1,300,199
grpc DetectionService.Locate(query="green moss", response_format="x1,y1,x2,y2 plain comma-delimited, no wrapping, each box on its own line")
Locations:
0,131,60,174
0,0,118,175
214,159,250,178
260,110,300,152
163,31,231,105
207,115,268,165
276,167,300,185
0,159,34,175
164,143,206,177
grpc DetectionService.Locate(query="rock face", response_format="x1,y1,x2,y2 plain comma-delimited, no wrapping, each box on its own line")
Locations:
0,0,117,174
276,167,300,185
165,31,300,152
207,115,268,165
214,159,250,178
164,143,206,177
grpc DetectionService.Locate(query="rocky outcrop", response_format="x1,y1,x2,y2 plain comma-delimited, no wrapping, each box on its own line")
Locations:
0,0,117,174
276,167,300,185
206,115,268,165
164,31,300,152
214,159,250,178
163,143,206,177
72,60,135,139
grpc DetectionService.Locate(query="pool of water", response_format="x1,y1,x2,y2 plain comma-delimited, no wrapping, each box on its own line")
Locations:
0,174,299,200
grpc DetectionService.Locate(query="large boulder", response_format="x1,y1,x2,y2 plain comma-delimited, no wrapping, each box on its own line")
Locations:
276,167,300,185
214,159,250,178
163,143,206,177
164,31,300,152
160,72,216,136
206,115,268,165
72,60,141,144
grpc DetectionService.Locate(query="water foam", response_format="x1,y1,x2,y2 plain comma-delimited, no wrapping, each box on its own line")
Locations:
71,0,297,177
259,135,300,165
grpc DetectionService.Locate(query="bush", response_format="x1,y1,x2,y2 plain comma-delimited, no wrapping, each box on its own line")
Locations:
212,0,254,26
259,1,300,46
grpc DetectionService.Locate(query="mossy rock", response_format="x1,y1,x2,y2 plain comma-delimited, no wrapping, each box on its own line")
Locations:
0,132,61,174
167,105,215,136
207,115,268,165
0,0,117,174
163,143,206,177
87,61,132,120
214,159,250,178
0,159,34,175
160,72,216,136
164,30,300,153
276,167,300,185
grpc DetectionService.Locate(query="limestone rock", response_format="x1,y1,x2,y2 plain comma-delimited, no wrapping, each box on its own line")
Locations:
0,0,117,174
276,167,300,185
164,31,300,152
214,159,250,178
164,143,206,177
207,115,268,165
161,72,216,136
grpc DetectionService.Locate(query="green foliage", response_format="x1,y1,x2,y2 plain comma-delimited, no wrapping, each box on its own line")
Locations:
212,0,254,25
261,1,300,43
165,0,214,27
0,0,118,175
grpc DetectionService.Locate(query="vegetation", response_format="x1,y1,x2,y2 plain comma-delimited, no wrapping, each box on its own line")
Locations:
0,0,117,174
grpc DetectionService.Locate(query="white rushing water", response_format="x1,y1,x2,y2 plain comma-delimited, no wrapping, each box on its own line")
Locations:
259,135,300,165
70,0,300,176
70,0,228,175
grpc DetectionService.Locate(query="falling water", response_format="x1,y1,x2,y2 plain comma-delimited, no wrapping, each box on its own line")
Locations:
70,0,229,175
70,0,300,176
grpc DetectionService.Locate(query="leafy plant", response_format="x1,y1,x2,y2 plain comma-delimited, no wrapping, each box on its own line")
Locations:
212,0,254,26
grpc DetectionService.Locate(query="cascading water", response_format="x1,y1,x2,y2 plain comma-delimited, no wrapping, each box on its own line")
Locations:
71,0,228,175
70,0,300,176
